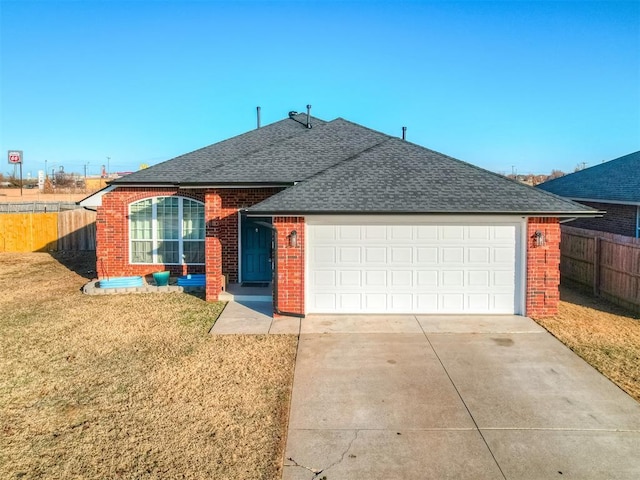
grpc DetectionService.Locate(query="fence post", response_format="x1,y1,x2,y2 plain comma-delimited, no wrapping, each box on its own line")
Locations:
593,236,601,296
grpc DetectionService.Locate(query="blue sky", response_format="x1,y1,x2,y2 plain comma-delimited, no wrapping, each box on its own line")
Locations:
1,0,639,178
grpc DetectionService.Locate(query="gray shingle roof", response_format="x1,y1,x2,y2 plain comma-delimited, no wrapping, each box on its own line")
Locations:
537,151,640,204
112,114,327,185
247,138,596,215
112,113,597,216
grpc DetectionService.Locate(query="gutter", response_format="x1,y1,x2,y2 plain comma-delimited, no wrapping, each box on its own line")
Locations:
244,210,604,217
251,219,305,318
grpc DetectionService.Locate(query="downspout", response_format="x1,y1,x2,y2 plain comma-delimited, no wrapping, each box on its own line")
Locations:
252,219,305,318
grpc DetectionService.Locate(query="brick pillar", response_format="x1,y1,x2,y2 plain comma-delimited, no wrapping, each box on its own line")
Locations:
273,216,305,317
526,217,561,318
205,190,222,301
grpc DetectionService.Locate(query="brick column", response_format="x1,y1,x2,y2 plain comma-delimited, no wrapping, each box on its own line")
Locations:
526,217,561,318
274,216,305,316
205,190,222,301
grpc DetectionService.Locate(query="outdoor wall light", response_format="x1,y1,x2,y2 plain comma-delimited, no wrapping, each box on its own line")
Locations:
289,230,298,248
534,230,545,247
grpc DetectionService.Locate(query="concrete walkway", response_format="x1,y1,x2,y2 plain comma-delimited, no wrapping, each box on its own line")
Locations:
209,301,300,334
282,315,640,480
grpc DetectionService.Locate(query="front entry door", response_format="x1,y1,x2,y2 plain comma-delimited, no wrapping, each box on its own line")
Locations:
241,217,272,283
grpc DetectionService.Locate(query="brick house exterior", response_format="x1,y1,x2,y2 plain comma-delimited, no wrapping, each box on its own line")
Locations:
563,201,637,237
87,113,596,319
538,151,640,239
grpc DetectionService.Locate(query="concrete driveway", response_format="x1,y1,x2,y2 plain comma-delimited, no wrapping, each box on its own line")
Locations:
283,315,640,480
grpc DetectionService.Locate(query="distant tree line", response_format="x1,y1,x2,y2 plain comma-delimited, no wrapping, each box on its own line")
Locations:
505,169,566,186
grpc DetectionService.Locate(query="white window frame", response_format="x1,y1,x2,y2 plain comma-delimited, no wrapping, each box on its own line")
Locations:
129,196,205,265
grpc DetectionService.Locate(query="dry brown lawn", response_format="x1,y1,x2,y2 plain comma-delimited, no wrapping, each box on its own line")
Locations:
536,285,640,402
0,252,298,479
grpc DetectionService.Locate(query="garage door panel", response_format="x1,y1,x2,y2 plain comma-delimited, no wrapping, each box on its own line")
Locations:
416,270,438,287
416,225,438,240
493,247,515,263
441,225,464,240
364,293,387,310
338,226,361,240
339,270,361,287
390,294,412,311
467,293,490,310
313,270,335,286
390,270,413,287
442,247,464,263
308,223,518,314
364,225,386,239
365,247,386,263
442,270,464,286
468,270,490,287
468,247,490,263
417,247,438,263
391,247,412,264
313,246,336,264
468,226,491,240
339,247,361,263
390,225,413,240
365,270,387,287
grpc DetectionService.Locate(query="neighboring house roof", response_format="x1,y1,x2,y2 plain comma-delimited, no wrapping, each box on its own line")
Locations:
537,151,640,205
107,113,597,216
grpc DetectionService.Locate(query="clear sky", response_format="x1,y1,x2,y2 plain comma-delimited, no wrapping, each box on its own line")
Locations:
1,0,639,178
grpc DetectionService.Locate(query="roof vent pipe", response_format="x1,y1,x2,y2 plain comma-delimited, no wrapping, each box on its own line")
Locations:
256,106,261,129
402,126,407,140
306,104,312,129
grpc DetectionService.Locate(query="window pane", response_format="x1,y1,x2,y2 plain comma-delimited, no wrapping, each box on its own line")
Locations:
183,241,205,264
132,240,152,263
158,241,179,264
183,200,204,240
131,199,153,240
157,197,179,240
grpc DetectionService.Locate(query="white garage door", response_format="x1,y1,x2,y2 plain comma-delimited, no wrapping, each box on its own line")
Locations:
307,222,520,314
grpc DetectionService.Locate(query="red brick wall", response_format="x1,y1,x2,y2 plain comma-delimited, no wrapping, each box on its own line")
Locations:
95,186,282,302
273,217,305,316
96,188,204,279
526,217,561,318
568,201,637,238
216,188,282,283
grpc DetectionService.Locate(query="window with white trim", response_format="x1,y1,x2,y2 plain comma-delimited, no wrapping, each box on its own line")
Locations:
129,196,205,264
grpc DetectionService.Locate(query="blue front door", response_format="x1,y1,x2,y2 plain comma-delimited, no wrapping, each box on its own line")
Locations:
241,217,272,282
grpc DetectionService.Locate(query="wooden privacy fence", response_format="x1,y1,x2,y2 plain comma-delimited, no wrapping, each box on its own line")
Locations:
0,210,96,252
561,226,640,312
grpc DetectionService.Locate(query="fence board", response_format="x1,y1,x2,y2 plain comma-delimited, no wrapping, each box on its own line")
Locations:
561,226,640,312
0,213,58,252
58,210,96,250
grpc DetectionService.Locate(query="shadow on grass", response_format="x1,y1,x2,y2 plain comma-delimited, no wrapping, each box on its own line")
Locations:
560,282,640,320
49,251,97,280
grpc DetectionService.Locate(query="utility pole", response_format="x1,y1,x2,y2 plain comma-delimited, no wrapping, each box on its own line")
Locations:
106,156,111,178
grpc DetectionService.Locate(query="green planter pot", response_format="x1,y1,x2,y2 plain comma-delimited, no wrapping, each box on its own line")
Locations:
152,271,170,287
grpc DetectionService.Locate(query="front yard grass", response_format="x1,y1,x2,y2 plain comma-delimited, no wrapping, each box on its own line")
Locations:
536,285,640,403
0,252,298,479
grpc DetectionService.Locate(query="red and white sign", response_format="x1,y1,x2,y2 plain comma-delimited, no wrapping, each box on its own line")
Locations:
8,150,23,164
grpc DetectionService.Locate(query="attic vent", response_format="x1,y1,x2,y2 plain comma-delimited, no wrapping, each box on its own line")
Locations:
288,106,313,129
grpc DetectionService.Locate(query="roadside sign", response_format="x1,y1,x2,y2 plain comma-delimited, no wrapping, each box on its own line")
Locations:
8,150,23,164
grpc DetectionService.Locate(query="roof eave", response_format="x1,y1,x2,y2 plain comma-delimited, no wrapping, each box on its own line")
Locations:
568,197,640,207
178,182,294,189
244,209,603,217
